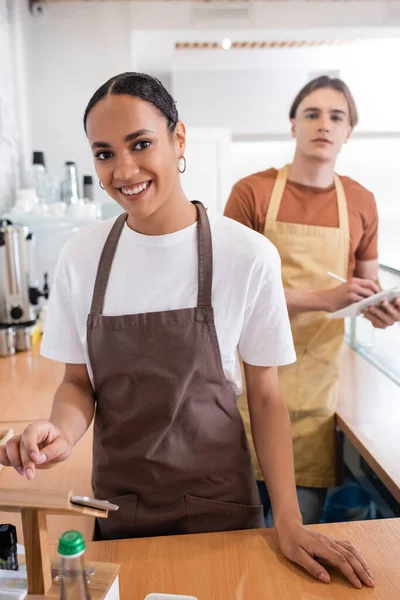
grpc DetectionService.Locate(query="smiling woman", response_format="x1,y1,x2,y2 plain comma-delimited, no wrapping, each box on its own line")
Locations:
83,72,191,234
0,72,376,591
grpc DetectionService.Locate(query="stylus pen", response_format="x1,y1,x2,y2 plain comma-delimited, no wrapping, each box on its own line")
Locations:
327,271,347,283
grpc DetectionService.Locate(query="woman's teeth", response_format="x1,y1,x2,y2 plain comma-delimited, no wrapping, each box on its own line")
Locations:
121,181,150,196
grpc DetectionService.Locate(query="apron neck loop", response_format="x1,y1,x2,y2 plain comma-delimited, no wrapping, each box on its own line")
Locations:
193,201,213,308
266,165,349,233
89,203,213,316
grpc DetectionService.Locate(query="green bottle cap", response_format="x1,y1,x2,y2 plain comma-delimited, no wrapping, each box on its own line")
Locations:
58,531,85,556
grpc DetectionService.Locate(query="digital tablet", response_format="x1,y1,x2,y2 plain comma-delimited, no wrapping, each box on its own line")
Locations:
328,287,400,319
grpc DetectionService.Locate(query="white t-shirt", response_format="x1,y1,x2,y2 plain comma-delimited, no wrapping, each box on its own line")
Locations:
41,212,296,396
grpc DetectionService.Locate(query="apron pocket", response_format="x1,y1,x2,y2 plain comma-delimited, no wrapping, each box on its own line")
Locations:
184,493,263,534
95,493,138,541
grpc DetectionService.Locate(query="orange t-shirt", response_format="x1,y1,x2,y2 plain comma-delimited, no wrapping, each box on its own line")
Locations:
224,168,379,278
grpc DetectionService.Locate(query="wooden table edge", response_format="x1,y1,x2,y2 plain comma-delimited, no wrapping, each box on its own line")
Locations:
336,413,400,504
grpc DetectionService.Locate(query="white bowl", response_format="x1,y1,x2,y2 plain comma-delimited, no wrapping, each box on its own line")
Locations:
145,595,198,600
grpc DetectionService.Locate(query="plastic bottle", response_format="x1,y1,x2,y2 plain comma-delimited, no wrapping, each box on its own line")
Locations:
60,161,79,204
58,530,91,600
32,151,48,204
83,175,94,202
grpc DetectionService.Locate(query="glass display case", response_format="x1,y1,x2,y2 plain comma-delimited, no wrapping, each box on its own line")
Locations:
346,266,400,386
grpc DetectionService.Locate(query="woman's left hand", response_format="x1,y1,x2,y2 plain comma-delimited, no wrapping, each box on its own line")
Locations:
363,297,400,329
276,521,375,589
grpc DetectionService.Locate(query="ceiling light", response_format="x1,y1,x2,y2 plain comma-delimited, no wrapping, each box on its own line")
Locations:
222,38,232,50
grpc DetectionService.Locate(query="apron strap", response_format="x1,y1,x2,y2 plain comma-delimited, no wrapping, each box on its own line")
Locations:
334,174,350,232
192,201,213,307
265,165,350,232
265,165,290,223
90,212,128,315
90,202,213,315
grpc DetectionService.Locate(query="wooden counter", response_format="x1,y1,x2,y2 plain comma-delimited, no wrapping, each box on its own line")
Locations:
1,342,399,542
80,519,400,599
338,345,400,504
0,343,63,421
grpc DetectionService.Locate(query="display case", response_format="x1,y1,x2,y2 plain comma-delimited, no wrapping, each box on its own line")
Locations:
346,266,400,385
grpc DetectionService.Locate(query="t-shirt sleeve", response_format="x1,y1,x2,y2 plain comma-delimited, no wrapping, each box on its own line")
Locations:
238,245,296,367
40,252,86,364
224,181,257,231
355,193,379,261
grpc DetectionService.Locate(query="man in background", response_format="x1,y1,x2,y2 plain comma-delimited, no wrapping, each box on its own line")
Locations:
225,76,400,524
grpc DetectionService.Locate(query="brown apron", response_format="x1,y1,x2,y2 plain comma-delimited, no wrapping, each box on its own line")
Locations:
239,165,349,488
87,201,263,540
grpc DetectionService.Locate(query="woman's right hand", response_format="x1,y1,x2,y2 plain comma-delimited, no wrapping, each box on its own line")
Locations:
0,420,72,480
321,278,380,313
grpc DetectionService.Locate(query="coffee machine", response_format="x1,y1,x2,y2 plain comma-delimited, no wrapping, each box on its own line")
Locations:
0,219,49,356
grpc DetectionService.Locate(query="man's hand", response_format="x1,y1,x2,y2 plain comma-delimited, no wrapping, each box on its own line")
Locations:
363,297,400,329
321,278,380,313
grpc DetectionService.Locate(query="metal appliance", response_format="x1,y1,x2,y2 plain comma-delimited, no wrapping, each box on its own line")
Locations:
0,219,49,356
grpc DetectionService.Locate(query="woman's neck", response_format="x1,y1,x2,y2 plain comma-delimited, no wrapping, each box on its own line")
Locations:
126,188,197,236
289,152,336,189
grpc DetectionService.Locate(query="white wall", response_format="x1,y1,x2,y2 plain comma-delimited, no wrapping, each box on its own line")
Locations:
29,1,132,203
172,38,400,136
8,0,33,185
0,0,27,213
173,69,302,137
23,1,400,212
127,1,400,31
1,0,395,271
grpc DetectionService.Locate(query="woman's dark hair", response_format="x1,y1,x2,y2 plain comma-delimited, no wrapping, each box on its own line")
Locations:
83,72,179,134
289,75,359,128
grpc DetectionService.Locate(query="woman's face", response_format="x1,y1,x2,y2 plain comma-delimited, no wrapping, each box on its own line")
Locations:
86,94,186,220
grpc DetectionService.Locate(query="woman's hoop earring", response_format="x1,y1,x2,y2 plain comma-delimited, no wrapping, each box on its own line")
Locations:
178,156,187,174
99,180,105,190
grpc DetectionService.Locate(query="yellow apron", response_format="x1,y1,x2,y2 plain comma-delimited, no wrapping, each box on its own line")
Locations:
239,164,349,488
